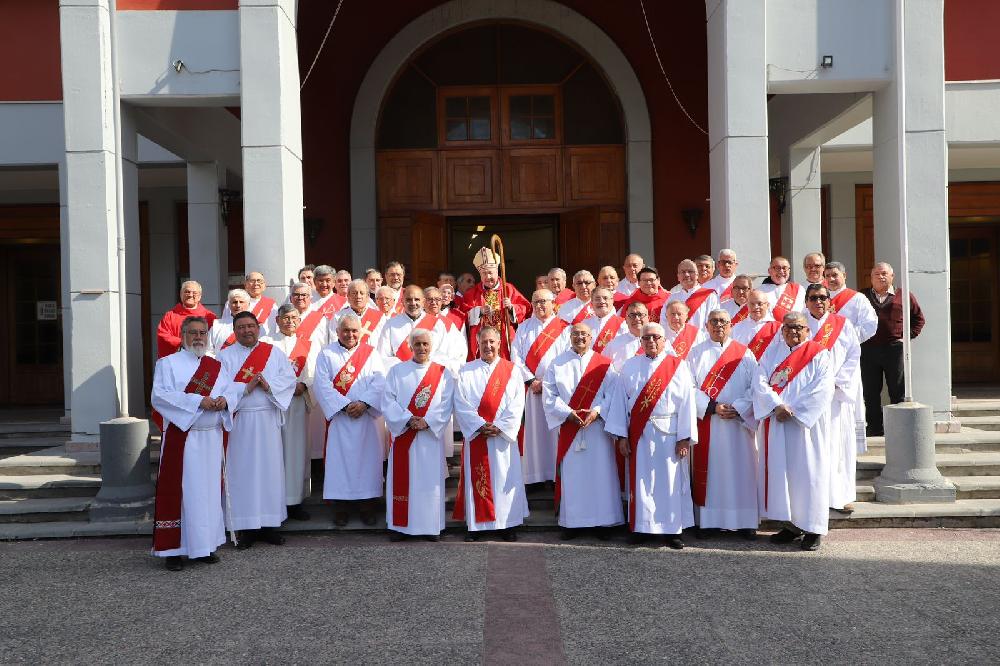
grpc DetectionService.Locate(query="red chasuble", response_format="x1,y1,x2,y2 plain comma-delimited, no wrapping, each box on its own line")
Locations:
524,317,569,375
770,282,801,320
626,355,684,530
394,315,439,361
616,287,669,322
761,341,825,509
453,358,516,524
829,289,858,314
592,315,624,354
746,321,782,361
683,288,715,317
152,355,223,553
332,343,376,396
669,324,700,360
554,353,612,515
456,282,531,361
390,362,447,527
692,341,748,506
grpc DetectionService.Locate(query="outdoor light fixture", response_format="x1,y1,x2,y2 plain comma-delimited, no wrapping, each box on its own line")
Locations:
682,208,703,237
305,217,324,245
821,55,834,68
219,188,240,226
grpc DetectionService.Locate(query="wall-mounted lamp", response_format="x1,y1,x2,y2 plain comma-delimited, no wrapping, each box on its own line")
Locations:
681,208,703,238
821,55,834,68
305,217,324,246
219,189,241,226
769,177,788,215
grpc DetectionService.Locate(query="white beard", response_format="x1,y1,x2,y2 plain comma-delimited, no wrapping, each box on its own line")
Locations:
186,343,207,358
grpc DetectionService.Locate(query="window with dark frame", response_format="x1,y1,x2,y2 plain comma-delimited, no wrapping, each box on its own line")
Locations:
508,94,556,141
444,95,492,142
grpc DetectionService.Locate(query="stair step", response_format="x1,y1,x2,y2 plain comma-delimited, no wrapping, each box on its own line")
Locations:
857,452,1000,479
951,476,1000,499
957,416,1000,431
952,400,1000,418
0,497,91,523
0,423,70,439
0,474,102,500
0,446,159,477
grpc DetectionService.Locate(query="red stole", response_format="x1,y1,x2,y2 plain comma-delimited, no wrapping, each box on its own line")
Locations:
390,362,447,527
683,288,714,316
592,315,624,354
626,355,683,530
392,290,405,315
812,313,847,350
332,343,376,396
568,301,593,324
250,296,276,324
394,315,438,361
762,341,825,510
356,308,384,343
829,289,858,314
453,358,515,524
287,308,327,377
524,317,569,375
152,355,222,553
669,324,699,360
233,342,273,383
554,353,612,515
692,341,748,507
731,304,750,324
555,288,574,305
222,328,237,350
315,294,343,318
746,321,781,361
719,281,734,302
771,282,801,320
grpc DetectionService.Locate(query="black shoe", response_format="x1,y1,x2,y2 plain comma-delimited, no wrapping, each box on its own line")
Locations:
424,534,440,542
464,532,479,542
389,531,407,542
165,556,183,571
695,527,716,540
739,529,758,541
593,527,613,541
770,528,801,545
502,529,517,542
359,510,378,527
259,528,286,546
801,533,822,551
286,504,311,521
626,532,648,545
559,528,578,541
664,536,685,550
193,553,220,564
235,531,256,550
333,511,349,527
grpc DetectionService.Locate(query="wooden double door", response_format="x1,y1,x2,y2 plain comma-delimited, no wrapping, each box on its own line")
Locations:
950,223,1000,383
380,206,625,294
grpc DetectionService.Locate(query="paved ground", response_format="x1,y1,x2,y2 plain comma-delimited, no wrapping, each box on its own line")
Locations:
2,528,1000,664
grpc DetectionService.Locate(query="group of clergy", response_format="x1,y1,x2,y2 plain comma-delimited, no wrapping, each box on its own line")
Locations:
151,246,876,570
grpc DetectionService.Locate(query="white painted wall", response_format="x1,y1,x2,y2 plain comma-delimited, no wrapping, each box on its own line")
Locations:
117,10,240,101
766,0,892,93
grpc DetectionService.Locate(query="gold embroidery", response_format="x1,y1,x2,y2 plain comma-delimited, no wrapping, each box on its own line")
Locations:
475,461,491,499
639,377,662,411
239,366,257,381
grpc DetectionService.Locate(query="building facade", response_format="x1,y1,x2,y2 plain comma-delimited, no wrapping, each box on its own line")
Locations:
0,0,996,441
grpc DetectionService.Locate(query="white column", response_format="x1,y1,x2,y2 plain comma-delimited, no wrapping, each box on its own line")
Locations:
59,0,123,440
783,146,824,280
121,106,145,418
872,0,951,422
239,0,304,299
186,162,227,312
706,0,771,273
145,191,180,370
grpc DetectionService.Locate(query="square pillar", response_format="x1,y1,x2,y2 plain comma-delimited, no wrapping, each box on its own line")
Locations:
186,162,228,312
872,0,951,422
239,0,304,300
60,0,126,439
707,0,771,273
782,146,824,279
58,159,72,423
121,106,145,418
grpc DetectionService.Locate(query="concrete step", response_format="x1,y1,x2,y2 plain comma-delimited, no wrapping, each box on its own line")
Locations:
5,499,1000,540
864,428,1000,455
856,452,1000,480
952,399,1000,418
0,436,71,459
951,476,1000,499
0,497,90,523
0,473,102,500
0,421,70,439
956,416,1000,431
0,445,159,477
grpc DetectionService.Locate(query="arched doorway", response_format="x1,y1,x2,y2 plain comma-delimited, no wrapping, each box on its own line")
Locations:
373,22,627,293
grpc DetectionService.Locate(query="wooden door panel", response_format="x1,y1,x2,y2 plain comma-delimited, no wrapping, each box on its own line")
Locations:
565,146,624,206
378,216,412,271
377,151,438,213
598,210,626,269
441,149,500,209
6,244,63,404
559,207,601,275
411,212,447,288
504,148,563,208
950,226,1000,383
855,184,874,290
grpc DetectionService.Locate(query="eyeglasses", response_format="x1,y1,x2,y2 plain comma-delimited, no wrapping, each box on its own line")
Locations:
807,295,829,302
640,334,663,341
732,285,750,292
771,266,790,272
291,293,310,299
246,279,265,284
626,313,648,319
574,280,595,286
707,318,730,325
783,324,807,331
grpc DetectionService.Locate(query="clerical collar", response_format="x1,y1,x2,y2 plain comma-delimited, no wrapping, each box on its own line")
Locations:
407,312,421,321
787,340,806,351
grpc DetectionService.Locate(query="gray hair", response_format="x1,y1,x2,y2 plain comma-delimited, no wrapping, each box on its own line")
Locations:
825,261,847,275
337,313,361,331
289,281,311,293
641,322,665,337
314,264,335,278
408,327,433,349
591,288,613,300
531,288,554,302
718,248,737,260
348,279,369,294
872,261,894,274
707,308,730,322
375,285,395,299
227,288,251,302
548,267,567,280
783,311,808,326
179,280,202,294
477,326,502,342
276,303,298,318
335,269,352,279
180,315,208,335
572,269,594,283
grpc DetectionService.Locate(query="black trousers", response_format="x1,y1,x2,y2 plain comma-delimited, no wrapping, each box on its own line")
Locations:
860,342,905,432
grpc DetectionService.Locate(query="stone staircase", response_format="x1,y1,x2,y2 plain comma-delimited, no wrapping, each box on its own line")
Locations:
3,398,1000,537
